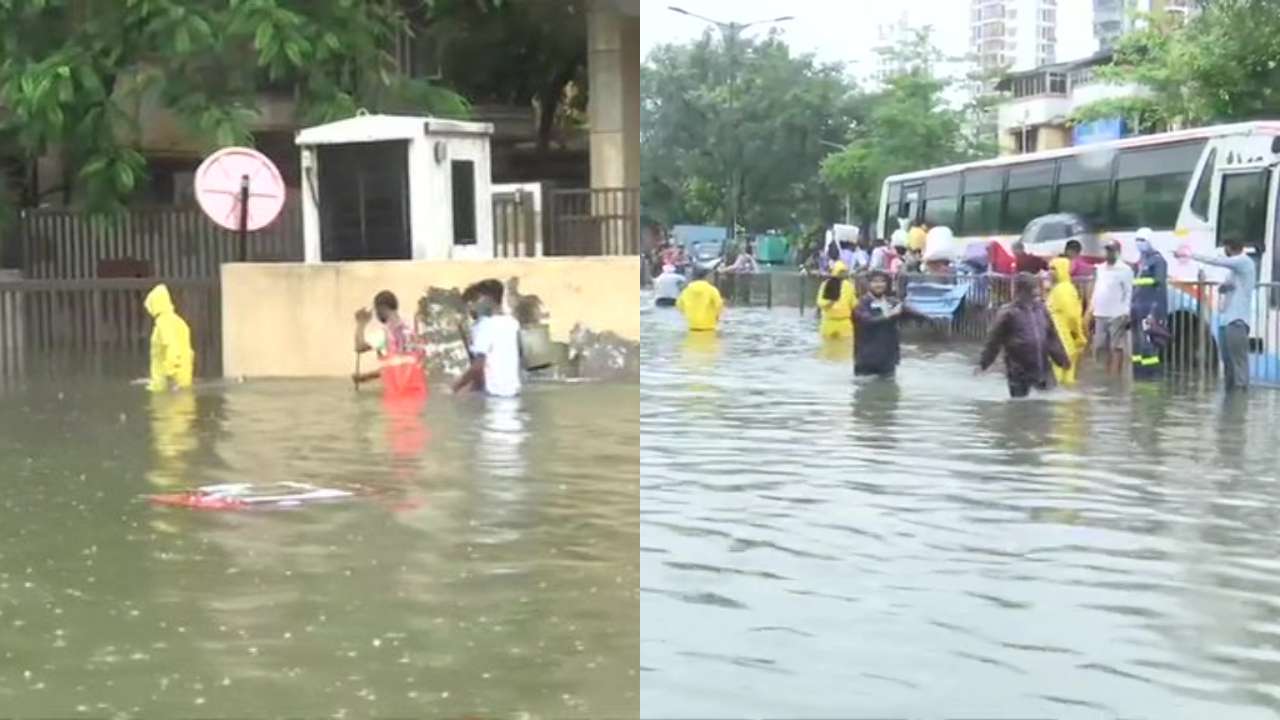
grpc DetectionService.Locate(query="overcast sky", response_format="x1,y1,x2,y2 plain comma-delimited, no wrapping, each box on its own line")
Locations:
641,0,1097,83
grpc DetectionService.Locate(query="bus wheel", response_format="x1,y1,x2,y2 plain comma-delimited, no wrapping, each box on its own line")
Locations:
1165,311,1218,375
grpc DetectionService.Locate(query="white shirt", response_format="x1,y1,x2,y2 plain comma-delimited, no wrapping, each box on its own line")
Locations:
653,271,686,300
1090,261,1134,318
470,315,522,397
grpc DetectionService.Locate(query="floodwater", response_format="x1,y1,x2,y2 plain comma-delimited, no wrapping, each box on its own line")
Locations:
0,378,637,717
641,302,1280,719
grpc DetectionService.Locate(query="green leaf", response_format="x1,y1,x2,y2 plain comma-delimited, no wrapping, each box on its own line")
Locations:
254,21,274,51
114,162,135,194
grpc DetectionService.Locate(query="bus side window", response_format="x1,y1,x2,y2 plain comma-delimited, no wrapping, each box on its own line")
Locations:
1189,148,1216,221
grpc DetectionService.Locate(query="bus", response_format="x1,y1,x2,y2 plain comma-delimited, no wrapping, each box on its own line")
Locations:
877,121,1280,383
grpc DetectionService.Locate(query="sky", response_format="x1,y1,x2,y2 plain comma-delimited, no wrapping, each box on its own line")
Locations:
641,0,1097,85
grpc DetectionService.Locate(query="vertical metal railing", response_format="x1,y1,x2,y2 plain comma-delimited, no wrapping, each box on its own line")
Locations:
17,198,303,279
0,278,221,383
713,270,1280,388
546,187,639,256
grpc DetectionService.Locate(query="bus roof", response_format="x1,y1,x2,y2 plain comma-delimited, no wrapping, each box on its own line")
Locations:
883,120,1280,185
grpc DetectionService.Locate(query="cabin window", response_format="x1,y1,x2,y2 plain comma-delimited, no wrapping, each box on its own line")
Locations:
451,160,477,245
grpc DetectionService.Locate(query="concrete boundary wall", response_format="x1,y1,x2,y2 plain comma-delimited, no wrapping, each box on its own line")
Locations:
222,257,639,379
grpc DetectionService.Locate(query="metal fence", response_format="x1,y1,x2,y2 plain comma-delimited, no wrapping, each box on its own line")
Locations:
0,278,222,383
492,189,541,258
17,199,303,279
716,271,1280,388
546,187,638,256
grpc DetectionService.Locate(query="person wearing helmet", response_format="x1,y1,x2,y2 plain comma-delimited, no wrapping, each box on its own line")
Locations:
1130,227,1169,379
817,260,856,341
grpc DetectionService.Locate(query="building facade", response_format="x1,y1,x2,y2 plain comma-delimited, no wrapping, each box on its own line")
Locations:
872,12,915,86
970,0,1058,74
1095,0,1197,52
994,51,1148,155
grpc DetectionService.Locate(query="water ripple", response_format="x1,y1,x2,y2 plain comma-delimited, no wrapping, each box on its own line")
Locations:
642,303,1280,719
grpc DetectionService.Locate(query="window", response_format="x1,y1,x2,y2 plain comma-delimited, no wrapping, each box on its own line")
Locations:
1057,154,1114,226
960,168,1005,235
1048,72,1066,94
923,173,961,228
1218,171,1269,251
1190,148,1216,220
1002,161,1055,234
318,141,412,261
898,184,923,225
451,159,478,245
1012,127,1040,154
1111,141,1205,230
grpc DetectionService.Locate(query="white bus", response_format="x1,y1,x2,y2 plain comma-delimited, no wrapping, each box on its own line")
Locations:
878,121,1280,384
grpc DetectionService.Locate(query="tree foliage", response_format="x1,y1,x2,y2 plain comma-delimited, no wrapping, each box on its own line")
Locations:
431,0,587,151
641,29,860,232
1074,0,1280,129
0,0,487,211
819,29,994,233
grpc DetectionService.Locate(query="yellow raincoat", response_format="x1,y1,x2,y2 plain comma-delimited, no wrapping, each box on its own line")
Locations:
816,266,856,340
144,284,194,391
1047,258,1085,386
676,279,723,332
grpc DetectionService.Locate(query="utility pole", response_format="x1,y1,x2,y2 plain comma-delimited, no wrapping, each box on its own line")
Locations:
669,7,794,245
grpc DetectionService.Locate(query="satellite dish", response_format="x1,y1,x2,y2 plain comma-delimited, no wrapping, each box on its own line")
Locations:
194,147,286,233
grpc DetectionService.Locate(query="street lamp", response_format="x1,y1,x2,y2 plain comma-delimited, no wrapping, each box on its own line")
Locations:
818,139,852,225
669,6,794,242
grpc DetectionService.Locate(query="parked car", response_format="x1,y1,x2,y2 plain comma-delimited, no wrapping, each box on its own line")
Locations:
1020,213,1103,258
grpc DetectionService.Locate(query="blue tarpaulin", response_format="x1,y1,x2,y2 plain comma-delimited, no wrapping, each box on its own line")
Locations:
905,282,972,319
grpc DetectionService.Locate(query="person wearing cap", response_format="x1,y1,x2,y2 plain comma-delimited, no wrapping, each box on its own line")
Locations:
1130,227,1169,379
676,266,724,332
1180,238,1257,390
1084,239,1135,379
653,263,687,308
853,270,926,378
817,260,856,341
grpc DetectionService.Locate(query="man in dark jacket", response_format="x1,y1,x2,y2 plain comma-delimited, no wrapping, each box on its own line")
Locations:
853,270,927,378
979,273,1072,398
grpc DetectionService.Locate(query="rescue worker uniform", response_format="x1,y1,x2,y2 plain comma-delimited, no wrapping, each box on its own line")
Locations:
144,284,194,392
1131,234,1168,380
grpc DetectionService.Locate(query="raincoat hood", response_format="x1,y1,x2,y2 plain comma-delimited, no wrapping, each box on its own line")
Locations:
1049,257,1072,284
144,284,175,318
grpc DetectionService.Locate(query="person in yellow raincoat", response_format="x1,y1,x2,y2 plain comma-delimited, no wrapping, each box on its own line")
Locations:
676,267,723,332
1047,257,1086,386
144,283,194,391
816,260,856,340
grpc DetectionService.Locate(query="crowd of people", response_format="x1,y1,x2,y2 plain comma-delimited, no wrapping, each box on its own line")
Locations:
653,222,1259,396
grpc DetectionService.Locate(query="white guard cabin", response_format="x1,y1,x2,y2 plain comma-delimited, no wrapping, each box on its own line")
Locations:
295,114,496,262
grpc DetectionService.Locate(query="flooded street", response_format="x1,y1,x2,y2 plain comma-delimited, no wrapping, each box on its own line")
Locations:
642,303,1280,719
0,379,637,718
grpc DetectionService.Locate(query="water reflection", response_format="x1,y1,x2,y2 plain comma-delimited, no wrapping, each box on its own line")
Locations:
642,306,1280,719
147,391,197,489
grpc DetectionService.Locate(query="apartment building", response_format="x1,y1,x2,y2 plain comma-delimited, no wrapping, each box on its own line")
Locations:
970,0,1058,74
1095,0,1198,51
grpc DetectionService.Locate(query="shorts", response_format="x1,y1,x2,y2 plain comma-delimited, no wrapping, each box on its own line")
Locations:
655,297,677,307
1093,316,1130,354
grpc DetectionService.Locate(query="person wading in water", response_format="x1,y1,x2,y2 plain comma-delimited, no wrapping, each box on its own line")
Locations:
853,270,926,378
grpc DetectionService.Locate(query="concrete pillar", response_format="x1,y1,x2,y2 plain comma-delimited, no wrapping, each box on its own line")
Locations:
587,0,640,191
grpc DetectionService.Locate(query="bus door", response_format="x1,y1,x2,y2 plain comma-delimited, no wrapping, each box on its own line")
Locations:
896,183,923,232
1216,167,1273,373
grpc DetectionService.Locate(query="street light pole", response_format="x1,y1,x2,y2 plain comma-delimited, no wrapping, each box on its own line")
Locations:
818,138,852,225
669,7,794,243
